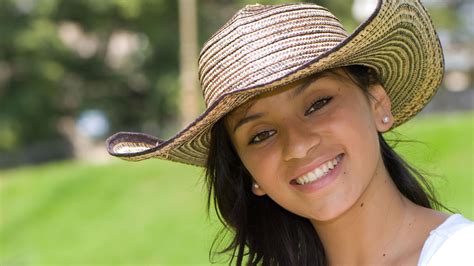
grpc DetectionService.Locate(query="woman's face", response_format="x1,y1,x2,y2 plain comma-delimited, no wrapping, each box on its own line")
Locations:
225,69,393,222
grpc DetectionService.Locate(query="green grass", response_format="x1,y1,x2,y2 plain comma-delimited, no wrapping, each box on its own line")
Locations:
391,111,473,217
0,161,222,265
1,111,473,265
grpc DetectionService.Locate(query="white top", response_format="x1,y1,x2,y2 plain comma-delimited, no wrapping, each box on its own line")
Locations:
418,214,474,266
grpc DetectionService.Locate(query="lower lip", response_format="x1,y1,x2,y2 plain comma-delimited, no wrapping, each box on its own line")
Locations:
291,154,344,193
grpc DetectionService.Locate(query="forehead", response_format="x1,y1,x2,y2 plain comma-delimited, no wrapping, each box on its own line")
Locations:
224,81,296,127
225,69,351,121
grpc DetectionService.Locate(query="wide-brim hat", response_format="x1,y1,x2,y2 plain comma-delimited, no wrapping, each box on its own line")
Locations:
106,0,444,166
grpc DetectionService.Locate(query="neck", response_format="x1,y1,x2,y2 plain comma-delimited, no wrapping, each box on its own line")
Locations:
311,162,415,265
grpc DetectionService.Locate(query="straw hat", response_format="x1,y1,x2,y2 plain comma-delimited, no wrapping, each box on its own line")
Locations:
106,0,444,166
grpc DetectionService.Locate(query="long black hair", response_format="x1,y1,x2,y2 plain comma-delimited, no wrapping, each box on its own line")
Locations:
204,65,443,265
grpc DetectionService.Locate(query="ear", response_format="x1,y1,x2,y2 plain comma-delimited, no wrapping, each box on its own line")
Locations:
368,84,394,132
252,182,267,196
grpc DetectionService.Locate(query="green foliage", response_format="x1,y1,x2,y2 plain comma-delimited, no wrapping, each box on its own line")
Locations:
425,5,461,30
0,112,472,265
0,0,180,151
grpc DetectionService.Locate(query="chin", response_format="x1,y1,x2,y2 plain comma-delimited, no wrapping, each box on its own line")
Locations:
307,194,358,222
309,208,347,222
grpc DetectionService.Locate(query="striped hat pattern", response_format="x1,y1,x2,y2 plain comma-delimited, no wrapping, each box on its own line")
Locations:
107,0,444,166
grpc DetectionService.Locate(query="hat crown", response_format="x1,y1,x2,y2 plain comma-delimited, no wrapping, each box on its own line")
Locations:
198,3,348,107
108,0,444,166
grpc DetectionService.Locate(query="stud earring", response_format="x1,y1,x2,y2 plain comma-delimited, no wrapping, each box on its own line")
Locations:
253,183,260,189
382,116,390,124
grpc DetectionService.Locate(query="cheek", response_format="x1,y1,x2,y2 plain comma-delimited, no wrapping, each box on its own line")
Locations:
309,101,380,218
239,149,281,184
327,98,379,154
337,102,380,171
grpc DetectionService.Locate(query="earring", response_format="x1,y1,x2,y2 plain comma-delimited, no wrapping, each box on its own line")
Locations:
253,183,260,189
382,116,390,124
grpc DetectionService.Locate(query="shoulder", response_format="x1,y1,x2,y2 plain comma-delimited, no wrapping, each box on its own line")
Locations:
418,214,474,266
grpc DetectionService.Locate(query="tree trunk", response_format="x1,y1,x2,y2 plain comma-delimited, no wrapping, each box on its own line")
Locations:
178,0,200,127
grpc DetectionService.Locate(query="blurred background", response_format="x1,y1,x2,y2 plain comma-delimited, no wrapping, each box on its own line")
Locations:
0,0,472,265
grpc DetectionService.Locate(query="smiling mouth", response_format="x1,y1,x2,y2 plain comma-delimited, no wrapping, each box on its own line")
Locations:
291,154,344,185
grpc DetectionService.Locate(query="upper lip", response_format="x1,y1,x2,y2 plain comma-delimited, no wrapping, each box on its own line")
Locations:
288,153,343,183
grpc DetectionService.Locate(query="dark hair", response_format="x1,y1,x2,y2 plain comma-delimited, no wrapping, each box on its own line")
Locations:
204,65,443,265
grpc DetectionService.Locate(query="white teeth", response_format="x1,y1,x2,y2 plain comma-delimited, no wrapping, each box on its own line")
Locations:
322,164,329,173
303,175,310,183
315,168,324,178
328,160,334,170
294,154,343,185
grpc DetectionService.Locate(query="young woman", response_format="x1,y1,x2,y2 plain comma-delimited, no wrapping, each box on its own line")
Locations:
107,1,473,265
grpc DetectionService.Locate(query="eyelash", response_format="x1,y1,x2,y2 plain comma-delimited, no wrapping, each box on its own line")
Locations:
248,96,333,145
305,96,333,116
248,130,276,145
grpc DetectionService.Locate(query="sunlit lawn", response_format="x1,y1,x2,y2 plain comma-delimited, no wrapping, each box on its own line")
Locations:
391,111,473,216
1,111,473,265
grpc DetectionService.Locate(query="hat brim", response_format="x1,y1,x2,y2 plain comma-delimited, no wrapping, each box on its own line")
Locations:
106,0,444,166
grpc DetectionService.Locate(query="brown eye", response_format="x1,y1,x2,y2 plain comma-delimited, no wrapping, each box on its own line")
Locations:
249,130,276,145
305,96,332,116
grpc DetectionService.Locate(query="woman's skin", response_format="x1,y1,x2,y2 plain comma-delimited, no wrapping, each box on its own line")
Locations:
226,69,448,265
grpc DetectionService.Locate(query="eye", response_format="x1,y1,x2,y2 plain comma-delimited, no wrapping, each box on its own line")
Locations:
249,130,276,145
305,96,332,116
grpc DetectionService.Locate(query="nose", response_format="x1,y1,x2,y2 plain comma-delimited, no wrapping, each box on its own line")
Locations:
282,121,321,162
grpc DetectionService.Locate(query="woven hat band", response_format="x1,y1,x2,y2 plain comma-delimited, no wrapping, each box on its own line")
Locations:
198,4,348,107
106,0,444,167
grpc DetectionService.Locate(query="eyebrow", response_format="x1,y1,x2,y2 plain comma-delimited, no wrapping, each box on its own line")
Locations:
232,113,264,133
290,72,330,99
